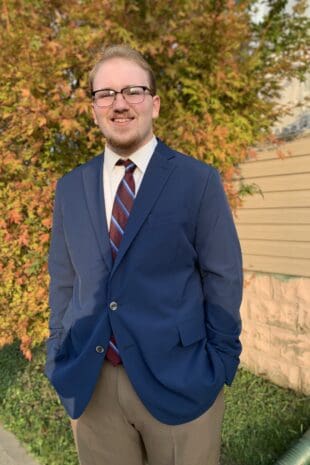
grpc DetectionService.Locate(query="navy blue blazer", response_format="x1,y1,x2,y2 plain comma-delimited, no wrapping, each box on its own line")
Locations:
45,140,243,425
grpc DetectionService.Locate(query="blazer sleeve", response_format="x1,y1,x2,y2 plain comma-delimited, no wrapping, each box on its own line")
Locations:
195,168,243,385
48,179,75,337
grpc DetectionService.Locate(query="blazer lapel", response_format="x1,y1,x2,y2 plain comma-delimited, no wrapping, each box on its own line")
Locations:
111,141,176,276
82,154,113,270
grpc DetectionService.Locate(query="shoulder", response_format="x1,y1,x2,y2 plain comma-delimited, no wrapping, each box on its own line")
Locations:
157,139,218,182
57,153,103,189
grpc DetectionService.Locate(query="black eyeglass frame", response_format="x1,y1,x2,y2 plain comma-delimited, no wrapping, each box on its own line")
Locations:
91,85,154,107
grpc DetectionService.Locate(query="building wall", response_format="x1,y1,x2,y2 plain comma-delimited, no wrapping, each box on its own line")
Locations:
235,135,310,278
235,135,310,394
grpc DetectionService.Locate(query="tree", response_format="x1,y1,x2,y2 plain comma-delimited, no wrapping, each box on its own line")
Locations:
0,0,309,357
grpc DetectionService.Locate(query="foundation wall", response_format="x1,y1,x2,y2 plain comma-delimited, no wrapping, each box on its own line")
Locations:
240,271,310,394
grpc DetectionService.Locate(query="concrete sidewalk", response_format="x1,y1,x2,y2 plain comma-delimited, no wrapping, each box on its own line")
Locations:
0,422,40,465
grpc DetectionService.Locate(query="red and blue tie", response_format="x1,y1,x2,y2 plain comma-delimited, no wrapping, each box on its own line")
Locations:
106,159,136,365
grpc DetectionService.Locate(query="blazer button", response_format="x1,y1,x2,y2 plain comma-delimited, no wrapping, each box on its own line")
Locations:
96,345,104,354
109,301,118,311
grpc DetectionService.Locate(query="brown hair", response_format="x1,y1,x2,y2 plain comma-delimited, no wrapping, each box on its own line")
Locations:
89,44,157,94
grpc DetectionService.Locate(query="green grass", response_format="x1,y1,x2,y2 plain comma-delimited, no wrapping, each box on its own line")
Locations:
221,371,309,465
0,342,309,465
0,343,78,465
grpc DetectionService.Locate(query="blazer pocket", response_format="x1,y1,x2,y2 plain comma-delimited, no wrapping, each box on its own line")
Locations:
177,317,207,347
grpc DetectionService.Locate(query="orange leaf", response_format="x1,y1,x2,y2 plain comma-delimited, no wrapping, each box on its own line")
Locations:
8,209,22,224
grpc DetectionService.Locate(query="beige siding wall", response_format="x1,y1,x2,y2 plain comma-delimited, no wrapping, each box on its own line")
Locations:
236,135,310,394
235,135,310,277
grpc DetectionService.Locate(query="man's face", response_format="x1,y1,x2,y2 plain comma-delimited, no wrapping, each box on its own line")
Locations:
92,58,160,156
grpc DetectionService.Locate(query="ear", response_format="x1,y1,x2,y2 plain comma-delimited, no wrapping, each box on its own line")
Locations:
91,105,99,125
152,95,160,119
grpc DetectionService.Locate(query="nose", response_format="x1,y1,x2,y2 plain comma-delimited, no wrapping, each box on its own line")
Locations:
112,92,129,111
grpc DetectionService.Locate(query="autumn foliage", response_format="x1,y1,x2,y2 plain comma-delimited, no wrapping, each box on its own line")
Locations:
0,0,309,358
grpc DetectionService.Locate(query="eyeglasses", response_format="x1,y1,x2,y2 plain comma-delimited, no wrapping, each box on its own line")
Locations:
92,85,154,108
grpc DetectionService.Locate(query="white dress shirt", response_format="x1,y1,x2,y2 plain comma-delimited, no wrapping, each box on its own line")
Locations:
103,136,158,228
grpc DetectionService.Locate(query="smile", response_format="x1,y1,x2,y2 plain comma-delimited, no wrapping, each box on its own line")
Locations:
111,117,135,124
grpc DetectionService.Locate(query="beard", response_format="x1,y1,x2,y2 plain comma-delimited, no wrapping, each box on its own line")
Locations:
102,124,153,157
105,132,140,156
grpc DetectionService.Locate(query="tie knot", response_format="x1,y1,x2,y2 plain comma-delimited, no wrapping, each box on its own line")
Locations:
116,158,136,173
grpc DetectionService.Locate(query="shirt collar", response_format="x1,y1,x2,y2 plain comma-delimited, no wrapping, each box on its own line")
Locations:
104,136,157,174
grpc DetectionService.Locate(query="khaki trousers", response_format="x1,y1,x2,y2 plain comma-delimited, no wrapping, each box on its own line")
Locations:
71,361,224,465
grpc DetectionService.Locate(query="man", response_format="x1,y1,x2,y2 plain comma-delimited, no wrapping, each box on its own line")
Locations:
46,44,243,465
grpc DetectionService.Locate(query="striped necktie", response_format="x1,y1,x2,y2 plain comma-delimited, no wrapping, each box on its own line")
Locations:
106,159,136,365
